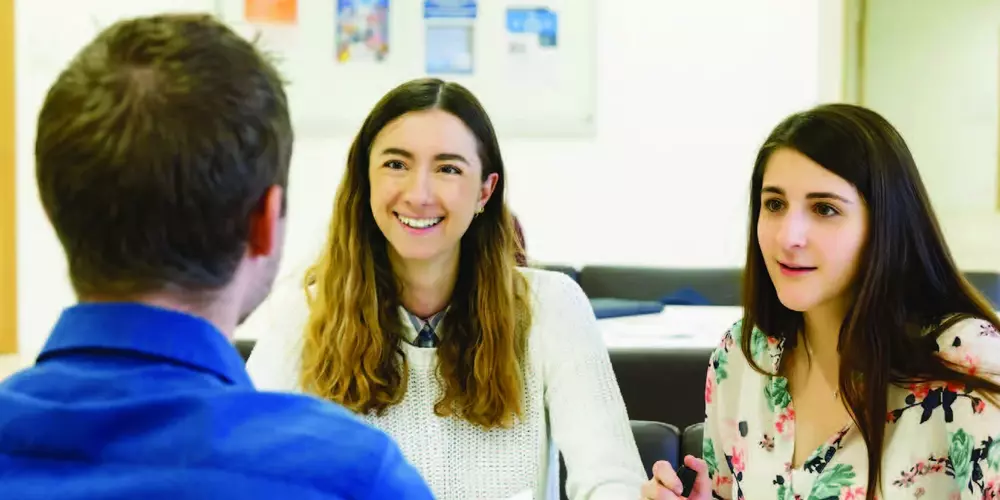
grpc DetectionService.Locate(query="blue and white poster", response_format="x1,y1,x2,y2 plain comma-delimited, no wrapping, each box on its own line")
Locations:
423,0,477,18
506,7,558,52
423,0,476,75
504,7,559,84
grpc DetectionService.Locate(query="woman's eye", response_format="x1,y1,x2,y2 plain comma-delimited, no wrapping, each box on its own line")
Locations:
814,203,840,217
440,165,461,175
763,199,784,212
384,160,405,170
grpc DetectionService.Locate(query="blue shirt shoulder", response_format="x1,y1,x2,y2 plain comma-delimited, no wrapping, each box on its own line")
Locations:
0,303,433,499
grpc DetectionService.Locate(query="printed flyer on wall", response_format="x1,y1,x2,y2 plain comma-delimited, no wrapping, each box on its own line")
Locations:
424,0,477,75
336,0,390,63
238,0,300,53
245,0,298,24
505,7,559,82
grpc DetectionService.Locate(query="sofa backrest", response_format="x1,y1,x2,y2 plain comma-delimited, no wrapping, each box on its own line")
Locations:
579,266,743,306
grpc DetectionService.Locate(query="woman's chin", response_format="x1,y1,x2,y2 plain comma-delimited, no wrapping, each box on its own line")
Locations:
775,291,814,312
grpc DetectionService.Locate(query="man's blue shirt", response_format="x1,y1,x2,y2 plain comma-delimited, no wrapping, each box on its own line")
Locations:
0,303,434,499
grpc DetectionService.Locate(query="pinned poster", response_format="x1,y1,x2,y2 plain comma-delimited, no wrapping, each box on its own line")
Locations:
505,7,559,83
424,0,477,75
245,0,297,24
236,0,300,53
336,0,390,63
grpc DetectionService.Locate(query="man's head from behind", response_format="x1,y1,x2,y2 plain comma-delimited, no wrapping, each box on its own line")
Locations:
35,13,292,331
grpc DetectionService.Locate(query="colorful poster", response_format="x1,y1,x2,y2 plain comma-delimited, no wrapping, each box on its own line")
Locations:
245,0,298,24
336,0,389,63
423,0,477,75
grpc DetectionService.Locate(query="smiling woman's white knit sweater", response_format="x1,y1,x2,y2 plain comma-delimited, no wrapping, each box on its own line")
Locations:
240,268,646,500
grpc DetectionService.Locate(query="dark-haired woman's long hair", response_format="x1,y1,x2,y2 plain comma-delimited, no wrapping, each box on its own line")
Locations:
740,103,1000,499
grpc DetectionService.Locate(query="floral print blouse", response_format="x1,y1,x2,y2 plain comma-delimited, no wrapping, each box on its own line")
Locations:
704,317,1000,499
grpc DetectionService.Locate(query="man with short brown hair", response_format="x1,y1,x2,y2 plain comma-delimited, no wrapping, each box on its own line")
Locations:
0,13,432,499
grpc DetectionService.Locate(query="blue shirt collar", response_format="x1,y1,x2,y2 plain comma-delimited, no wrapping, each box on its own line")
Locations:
38,302,253,387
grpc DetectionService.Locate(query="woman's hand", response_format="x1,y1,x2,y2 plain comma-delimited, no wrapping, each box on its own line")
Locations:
639,455,712,500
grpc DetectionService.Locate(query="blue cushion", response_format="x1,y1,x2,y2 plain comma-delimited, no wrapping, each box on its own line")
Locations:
589,298,663,319
659,287,712,306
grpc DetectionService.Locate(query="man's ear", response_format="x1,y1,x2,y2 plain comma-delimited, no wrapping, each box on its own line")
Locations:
247,185,284,258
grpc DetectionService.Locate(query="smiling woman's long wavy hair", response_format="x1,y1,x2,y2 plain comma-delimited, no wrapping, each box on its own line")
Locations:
299,78,532,428
741,104,1000,499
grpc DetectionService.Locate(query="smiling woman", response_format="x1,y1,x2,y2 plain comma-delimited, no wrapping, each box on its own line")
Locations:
368,109,497,264
0,0,16,355
643,103,1000,500
239,77,646,500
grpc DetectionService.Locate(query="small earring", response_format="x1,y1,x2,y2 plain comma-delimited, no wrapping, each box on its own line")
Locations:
475,206,484,215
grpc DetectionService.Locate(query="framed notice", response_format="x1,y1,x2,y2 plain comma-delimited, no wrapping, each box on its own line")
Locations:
424,0,477,75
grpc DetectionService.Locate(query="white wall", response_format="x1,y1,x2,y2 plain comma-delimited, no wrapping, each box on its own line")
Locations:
862,0,1000,272
14,0,841,359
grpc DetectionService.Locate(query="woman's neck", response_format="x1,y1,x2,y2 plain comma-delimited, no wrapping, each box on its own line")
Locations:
392,252,459,319
801,298,850,365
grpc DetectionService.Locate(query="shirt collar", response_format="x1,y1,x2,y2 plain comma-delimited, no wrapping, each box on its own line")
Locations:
38,302,253,387
401,307,448,343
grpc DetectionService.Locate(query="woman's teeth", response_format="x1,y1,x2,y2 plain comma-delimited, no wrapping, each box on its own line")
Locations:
396,214,443,229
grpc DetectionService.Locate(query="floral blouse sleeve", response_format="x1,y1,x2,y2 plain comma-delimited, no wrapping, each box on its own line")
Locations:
932,318,1000,498
703,321,740,500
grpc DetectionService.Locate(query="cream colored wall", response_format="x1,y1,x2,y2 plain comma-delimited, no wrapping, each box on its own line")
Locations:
862,0,1000,271
13,0,844,359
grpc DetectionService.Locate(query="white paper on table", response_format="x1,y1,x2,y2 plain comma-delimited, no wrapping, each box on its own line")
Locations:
658,306,743,337
598,305,743,349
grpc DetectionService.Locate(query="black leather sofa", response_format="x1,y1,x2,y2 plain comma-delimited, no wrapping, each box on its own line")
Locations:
609,347,712,432
540,264,743,318
578,266,743,306
682,423,704,460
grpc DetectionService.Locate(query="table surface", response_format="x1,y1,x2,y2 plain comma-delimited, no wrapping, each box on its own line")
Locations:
599,305,742,350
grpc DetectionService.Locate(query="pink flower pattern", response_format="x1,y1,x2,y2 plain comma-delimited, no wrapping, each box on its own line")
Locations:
774,407,795,435
984,478,1000,499
705,318,1000,499
839,486,865,500
705,369,715,404
729,446,746,474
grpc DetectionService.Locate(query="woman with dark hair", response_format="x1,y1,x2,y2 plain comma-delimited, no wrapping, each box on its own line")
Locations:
240,78,645,499
644,104,1000,499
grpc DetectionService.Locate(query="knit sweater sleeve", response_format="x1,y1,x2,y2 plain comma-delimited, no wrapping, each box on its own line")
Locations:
530,270,647,499
239,275,309,393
